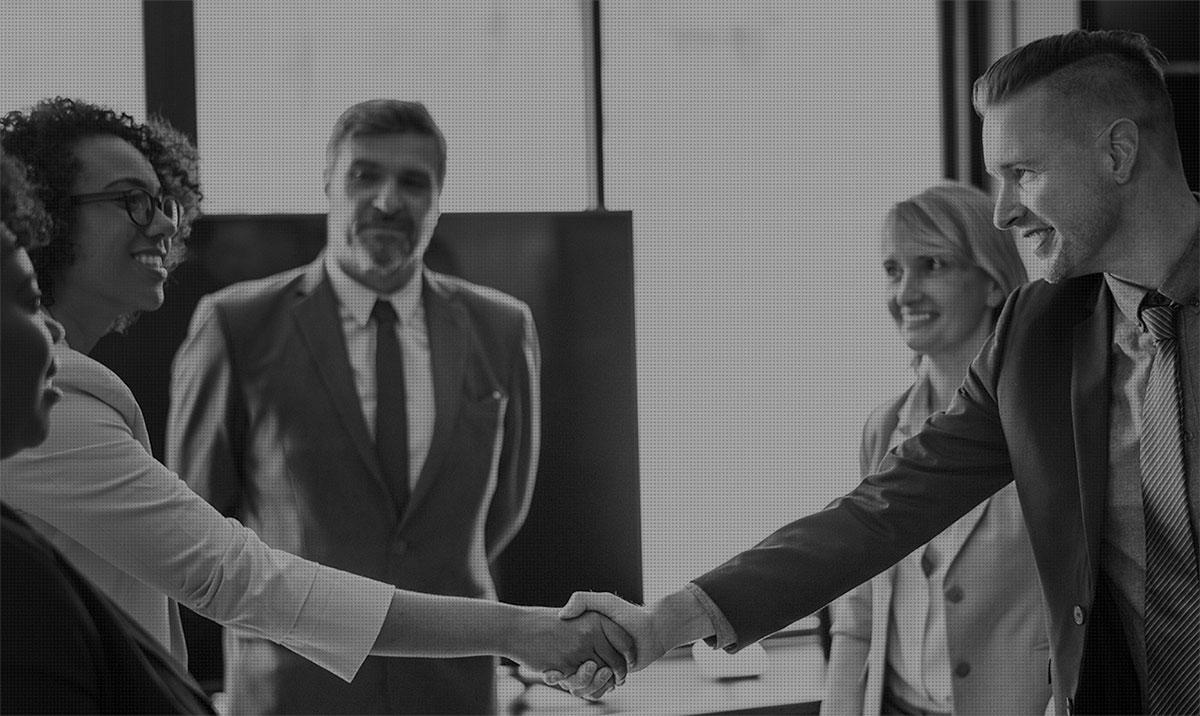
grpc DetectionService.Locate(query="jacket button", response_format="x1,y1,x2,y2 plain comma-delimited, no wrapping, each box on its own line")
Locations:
954,662,971,678
1073,605,1086,625
392,539,407,556
945,586,964,603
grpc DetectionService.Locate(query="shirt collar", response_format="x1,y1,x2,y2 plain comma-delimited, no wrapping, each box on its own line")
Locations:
894,356,935,441
1103,224,1200,324
324,253,423,328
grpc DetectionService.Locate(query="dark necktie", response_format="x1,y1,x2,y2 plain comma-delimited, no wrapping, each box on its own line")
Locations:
371,299,410,514
1139,293,1200,714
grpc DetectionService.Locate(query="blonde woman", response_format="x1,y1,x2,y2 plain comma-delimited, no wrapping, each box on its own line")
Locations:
821,183,1050,715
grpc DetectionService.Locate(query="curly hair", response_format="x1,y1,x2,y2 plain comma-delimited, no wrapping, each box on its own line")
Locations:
0,97,203,308
0,152,53,252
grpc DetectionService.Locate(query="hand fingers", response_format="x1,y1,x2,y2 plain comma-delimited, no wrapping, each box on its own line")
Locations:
558,591,595,619
572,592,639,626
541,669,564,685
576,666,615,701
585,679,617,701
554,660,596,691
599,614,637,676
587,615,629,681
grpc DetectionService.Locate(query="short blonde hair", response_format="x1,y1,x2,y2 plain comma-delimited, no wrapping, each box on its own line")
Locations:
882,182,1028,319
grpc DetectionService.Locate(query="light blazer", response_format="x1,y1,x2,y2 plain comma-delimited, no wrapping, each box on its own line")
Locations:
167,257,540,714
823,388,1051,715
693,274,1137,716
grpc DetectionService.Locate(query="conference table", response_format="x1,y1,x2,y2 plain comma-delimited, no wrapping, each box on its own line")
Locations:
503,633,826,715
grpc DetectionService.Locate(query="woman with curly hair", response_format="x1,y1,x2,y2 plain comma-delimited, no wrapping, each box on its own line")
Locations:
2,98,201,336
0,97,629,705
2,151,215,713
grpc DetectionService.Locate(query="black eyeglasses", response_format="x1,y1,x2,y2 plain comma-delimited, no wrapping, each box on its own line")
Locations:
70,188,181,235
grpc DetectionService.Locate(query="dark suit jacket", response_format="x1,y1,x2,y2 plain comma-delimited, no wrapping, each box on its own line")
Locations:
166,257,540,714
693,274,1140,715
1,504,214,714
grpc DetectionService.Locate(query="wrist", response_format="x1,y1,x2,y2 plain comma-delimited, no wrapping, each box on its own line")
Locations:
493,602,534,662
650,588,716,651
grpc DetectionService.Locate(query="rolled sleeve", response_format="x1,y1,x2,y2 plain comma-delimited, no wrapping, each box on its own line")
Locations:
280,567,394,681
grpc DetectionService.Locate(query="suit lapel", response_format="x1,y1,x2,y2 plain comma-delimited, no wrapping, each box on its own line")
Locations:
403,272,470,522
943,496,993,574
1070,278,1112,574
291,260,387,491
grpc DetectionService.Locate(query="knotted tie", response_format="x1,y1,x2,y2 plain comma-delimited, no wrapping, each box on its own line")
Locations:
372,299,410,514
1140,294,1200,714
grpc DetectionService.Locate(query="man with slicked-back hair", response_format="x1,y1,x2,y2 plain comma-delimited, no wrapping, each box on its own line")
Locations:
553,30,1200,716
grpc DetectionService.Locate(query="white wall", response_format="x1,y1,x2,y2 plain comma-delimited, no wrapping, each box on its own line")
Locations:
1,0,145,119
193,0,592,214
601,0,940,599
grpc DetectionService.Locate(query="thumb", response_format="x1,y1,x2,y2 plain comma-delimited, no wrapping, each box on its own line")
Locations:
558,591,596,619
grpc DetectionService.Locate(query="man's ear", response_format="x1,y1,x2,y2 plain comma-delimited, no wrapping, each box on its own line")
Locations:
1104,118,1139,185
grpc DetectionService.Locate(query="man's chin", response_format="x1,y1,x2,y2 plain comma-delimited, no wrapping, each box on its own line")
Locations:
1040,256,1076,284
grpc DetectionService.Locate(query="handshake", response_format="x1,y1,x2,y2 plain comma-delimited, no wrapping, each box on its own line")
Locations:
508,591,693,701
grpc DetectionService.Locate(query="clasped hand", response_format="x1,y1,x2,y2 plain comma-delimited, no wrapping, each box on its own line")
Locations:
537,591,669,700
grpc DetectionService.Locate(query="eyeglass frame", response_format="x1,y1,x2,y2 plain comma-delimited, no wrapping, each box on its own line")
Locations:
70,187,182,236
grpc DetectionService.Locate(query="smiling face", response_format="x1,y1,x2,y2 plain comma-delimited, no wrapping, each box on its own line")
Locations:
983,84,1122,283
55,134,178,321
882,225,1003,363
325,133,442,294
1,233,63,457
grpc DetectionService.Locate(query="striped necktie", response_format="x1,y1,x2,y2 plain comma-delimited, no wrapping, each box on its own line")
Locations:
1139,293,1200,714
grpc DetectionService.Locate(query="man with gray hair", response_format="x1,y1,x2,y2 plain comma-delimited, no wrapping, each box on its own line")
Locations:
168,100,548,713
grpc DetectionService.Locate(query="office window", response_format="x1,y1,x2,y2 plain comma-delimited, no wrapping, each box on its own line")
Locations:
602,1,942,600
1,0,145,118
194,0,590,213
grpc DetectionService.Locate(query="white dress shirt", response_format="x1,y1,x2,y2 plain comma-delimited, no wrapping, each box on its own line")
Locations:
325,255,435,491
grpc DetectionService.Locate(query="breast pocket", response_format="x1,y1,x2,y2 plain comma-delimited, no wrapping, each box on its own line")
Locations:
457,388,507,451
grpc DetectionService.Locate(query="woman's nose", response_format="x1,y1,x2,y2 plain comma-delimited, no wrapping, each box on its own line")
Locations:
895,272,922,303
145,203,178,243
43,313,65,344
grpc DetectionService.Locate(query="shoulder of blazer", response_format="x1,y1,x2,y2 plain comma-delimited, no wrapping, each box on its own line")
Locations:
995,274,1106,347
424,268,532,327
197,262,315,337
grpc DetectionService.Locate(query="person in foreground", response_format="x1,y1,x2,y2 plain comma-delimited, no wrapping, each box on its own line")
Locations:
0,97,628,707
553,30,1199,715
820,182,1048,715
166,98,544,713
2,151,217,713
